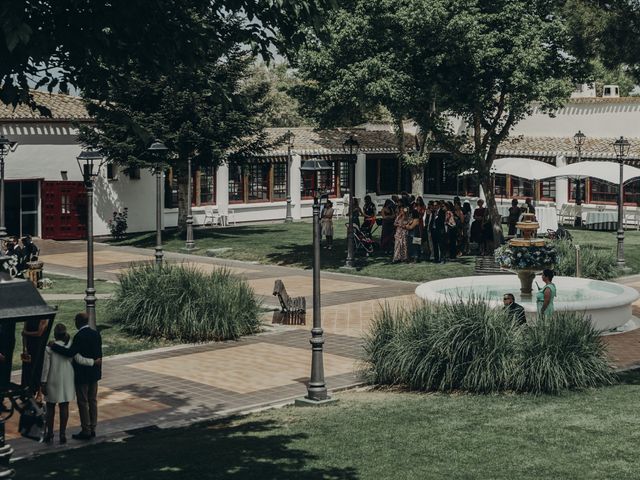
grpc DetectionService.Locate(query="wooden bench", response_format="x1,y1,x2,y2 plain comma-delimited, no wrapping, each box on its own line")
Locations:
272,279,306,325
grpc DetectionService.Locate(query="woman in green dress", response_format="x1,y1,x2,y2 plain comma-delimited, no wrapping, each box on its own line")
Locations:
536,269,556,317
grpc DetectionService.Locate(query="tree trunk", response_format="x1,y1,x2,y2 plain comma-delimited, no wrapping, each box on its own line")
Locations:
177,170,188,231
410,166,424,196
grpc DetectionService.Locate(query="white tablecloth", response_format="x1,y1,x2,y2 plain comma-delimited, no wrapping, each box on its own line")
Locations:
534,207,558,234
584,211,617,231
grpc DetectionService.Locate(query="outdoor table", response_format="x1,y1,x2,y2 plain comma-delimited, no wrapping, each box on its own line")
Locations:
534,206,558,234
583,211,617,231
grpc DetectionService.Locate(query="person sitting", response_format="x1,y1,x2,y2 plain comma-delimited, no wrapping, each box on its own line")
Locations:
503,293,526,325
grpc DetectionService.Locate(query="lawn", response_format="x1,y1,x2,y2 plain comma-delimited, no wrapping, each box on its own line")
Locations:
106,222,640,282
40,273,118,295
15,371,640,479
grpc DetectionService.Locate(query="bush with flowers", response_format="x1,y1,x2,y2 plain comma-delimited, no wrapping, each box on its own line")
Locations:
494,243,557,270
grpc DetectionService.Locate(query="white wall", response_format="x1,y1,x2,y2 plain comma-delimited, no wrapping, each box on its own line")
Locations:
511,100,640,138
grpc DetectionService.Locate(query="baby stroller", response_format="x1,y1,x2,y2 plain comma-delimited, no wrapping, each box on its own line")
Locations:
350,223,376,256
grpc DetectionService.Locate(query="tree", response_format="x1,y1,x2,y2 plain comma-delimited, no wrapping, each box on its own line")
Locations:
78,42,271,229
0,0,335,112
291,0,458,195
439,0,581,246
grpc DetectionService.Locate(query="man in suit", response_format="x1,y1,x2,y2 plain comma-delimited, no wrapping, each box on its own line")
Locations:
503,293,527,325
50,312,102,440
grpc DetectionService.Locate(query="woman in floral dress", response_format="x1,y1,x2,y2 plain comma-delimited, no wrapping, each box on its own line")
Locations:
393,207,408,262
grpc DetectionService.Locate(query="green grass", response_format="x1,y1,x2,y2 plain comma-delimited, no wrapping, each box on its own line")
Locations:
10,300,173,369
107,222,475,282
564,227,640,274
40,273,118,295
15,375,640,479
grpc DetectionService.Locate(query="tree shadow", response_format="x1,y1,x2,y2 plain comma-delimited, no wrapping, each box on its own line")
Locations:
616,368,640,385
16,417,360,480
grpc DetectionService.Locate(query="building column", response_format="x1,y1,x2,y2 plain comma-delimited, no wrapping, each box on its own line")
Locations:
216,162,229,216
291,153,302,220
355,152,366,200
555,155,568,209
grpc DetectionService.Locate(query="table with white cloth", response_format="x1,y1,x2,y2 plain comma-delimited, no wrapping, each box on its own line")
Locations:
534,207,558,234
583,211,617,231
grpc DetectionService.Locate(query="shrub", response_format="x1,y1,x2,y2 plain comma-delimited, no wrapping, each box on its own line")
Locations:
363,298,614,395
108,208,129,239
554,239,618,280
109,263,262,342
516,312,614,394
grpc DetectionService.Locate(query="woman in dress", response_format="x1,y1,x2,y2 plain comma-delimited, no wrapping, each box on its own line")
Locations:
380,199,396,254
405,208,421,263
536,269,557,318
393,207,409,262
320,199,334,250
21,317,50,391
462,201,472,255
444,202,458,262
362,195,377,235
41,324,96,444
470,199,488,254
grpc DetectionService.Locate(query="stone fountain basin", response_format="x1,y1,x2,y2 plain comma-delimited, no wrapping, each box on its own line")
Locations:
415,275,640,332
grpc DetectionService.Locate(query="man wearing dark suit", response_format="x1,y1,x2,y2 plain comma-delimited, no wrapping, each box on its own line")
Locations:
50,312,102,440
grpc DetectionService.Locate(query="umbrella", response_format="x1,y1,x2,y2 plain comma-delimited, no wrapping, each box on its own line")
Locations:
458,157,557,180
542,161,640,185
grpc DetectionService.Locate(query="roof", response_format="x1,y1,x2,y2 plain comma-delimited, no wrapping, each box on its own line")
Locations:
264,127,415,155
0,90,91,122
565,97,640,104
497,135,640,160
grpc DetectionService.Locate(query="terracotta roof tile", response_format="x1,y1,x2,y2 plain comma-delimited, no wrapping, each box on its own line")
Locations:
497,135,640,160
0,91,90,122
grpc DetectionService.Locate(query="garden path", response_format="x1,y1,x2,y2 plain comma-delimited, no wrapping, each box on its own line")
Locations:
8,239,640,460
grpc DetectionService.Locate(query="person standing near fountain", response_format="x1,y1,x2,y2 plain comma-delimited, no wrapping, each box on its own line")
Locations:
536,269,556,317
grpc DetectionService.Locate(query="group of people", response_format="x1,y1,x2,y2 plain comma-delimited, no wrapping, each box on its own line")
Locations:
0,312,102,444
1,235,39,275
319,193,540,263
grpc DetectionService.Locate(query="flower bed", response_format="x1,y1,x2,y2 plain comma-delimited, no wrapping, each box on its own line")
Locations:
494,243,557,270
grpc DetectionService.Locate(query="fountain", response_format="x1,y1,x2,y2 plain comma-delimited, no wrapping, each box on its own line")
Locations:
415,213,640,332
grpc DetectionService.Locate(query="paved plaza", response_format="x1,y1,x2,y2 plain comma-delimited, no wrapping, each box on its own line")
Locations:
7,239,640,458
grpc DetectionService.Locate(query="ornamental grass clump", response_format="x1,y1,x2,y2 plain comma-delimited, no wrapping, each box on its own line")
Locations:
363,298,614,395
109,263,261,342
554,239,618,280
515,311,615,394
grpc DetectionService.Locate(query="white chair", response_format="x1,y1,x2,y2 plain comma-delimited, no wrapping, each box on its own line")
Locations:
227,209,237,225
203,206,219,227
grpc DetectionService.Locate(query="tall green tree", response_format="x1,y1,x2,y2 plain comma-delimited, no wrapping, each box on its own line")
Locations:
79,42,271,228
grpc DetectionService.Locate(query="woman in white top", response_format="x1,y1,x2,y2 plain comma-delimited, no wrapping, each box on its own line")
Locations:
41,324,97,444
320,199,334,250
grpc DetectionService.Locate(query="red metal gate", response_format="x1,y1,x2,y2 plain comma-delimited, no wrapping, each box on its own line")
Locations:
41,181,87,240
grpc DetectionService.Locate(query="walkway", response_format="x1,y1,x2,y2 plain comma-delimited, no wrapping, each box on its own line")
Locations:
7,239,640,459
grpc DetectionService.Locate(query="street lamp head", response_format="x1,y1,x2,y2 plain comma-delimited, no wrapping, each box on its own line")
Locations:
284,130,295,147
76,149,105,182
573,130,586,148
612,136,631,158
0,135,18,161
148,139,168,153
342,134,360,156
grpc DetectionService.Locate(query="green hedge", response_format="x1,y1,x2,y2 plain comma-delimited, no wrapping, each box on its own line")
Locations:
109,263,262,342
363,299,614,395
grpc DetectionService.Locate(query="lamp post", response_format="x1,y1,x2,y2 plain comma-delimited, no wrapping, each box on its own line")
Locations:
573,131,586,226
148,140,168,266
284,130,295,223
0,135,18,240
184,157,196,251
342,135,359,269
77,149,105,330
297,158,334,405
612,136,631,268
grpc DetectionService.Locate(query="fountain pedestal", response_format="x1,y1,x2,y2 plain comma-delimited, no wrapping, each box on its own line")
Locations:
517,269,537,296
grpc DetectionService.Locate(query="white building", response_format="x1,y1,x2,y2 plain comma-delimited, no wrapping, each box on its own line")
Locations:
3,91,640,240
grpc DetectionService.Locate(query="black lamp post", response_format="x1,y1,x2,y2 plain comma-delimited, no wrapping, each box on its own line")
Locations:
284,130,295,223
0,136,18,240
184,157,196,251
612,136,631,268
297,158,334,405
573,130,586,226
148,140,168,266
77,149,105,330
342,135,359,269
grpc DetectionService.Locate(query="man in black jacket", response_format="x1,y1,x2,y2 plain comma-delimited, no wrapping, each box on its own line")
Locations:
50,312,102,440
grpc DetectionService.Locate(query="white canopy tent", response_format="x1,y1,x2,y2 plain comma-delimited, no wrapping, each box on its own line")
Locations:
541,161,640,185
458,157,558,180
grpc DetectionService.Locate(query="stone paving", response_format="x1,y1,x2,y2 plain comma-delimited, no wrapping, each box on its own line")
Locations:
8,238,640,459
